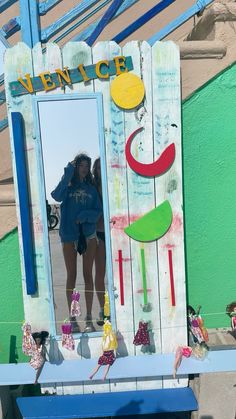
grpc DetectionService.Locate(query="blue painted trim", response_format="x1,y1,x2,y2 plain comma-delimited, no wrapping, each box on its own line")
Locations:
71,0,139,42
17,389,198,418
148,0,214,44
39,0,62,15
1,17,20,39
87,0,124,47
0,117,8,132
11,112,37,295
113,0,175,43
32,93,115,338
96,93,117,331
53,0,111,44
0,90,6,104
19,0,39,47
0,349,236,385
41,0,112,42
0,33,10,84
0,0,17,13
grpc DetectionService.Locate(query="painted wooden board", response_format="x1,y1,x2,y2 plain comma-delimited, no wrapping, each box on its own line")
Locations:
122,40,162,391
4,40,188,395
152,41,187,388
93,41,136,393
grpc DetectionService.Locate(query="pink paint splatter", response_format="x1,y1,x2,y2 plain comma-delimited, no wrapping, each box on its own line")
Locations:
110,214,139,230
111,163,126,169
168,213,183,235
163,243,176,249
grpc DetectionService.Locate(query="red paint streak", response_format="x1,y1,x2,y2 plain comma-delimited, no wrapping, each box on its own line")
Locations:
137,288,151,294
118,250,124,306
110,215,139,230
111,164,126,169
169,213,183,235
168,249,176,306
163,243,176,249
115,257,132,262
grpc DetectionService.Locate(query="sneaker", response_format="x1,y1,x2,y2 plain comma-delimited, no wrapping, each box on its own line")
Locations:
84,315,96,333
70,316,80,334
97,309,104,326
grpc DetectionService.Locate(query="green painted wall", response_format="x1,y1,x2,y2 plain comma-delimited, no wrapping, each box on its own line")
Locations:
0,228,27,363
183,62,236,328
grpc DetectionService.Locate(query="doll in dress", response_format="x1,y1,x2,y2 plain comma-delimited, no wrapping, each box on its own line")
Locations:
133,321,150,346
22,323,49,384
173,343,208,378
89,320,117,380
226,302,236,330
187,305,208,346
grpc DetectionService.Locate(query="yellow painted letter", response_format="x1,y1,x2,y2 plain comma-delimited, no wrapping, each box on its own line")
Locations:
55,67,72,87
39,71,56,92
78,64,90,82
95,60,109,79
114,56,128,75
18,73,34,93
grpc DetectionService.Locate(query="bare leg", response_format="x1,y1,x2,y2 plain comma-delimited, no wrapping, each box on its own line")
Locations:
83,238,97,317
89,364,101,380
34,361,45,385
95,239,106,309
173,347,183,378
102,364,110,380
62,242,77,313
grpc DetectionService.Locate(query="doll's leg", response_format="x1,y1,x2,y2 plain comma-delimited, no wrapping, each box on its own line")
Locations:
89,364,101,379
173,347,183,378
102,364,110,380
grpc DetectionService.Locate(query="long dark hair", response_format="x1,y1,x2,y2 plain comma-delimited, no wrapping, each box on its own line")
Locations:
71,153,93,185
92,157,101,195
226,302,236,317
32,331,49,345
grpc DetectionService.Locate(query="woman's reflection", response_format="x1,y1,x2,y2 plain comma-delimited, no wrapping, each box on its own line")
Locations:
93,158,106,326
51,153,102,333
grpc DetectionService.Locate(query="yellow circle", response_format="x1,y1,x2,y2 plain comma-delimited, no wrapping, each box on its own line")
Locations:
110,73,145,109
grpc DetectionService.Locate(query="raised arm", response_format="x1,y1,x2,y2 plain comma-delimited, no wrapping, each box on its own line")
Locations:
51,163,74,202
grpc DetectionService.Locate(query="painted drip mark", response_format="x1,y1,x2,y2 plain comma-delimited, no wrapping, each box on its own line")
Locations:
167,179,177,194
168,249,176,306
140,248,148,306
118,250,124,306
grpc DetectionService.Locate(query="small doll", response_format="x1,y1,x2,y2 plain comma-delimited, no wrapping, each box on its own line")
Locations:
22,323,49,384
226,302,236,330
133,321,150,346
187,305,208,346
61,321,75,351
70,289,81,318
89,320,117,380
173,343,208,378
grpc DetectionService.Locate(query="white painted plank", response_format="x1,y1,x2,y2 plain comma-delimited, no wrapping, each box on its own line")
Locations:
93,41,136,393
122,40,162,391
152,41,187,388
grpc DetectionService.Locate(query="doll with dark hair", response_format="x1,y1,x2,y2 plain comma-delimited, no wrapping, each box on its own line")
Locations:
22,324,49,384
226,302,236,330
187,305,208,346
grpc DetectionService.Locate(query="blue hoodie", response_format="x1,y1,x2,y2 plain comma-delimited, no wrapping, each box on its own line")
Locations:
51,163,102,243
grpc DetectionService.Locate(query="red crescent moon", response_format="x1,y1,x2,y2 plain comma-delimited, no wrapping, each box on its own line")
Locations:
125,127,176,177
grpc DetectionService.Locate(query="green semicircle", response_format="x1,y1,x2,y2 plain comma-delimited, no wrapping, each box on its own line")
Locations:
124,200,173,242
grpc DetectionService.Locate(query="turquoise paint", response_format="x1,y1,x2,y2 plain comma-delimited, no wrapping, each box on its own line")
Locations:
0,228,27,363
183,63,236,328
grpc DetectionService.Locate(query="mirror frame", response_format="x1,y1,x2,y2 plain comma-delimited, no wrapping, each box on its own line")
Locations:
0,33,9,84
33,92,116,338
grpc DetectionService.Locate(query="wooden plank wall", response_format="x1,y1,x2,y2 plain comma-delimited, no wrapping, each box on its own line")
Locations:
4,40,187,393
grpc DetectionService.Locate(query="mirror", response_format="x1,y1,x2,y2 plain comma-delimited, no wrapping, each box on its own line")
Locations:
34,93,111,335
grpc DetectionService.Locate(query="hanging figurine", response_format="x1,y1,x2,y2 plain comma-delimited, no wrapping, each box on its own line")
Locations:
61,321,75,351
133,320,150,346
173,343,208,378
89,320,117,380
226,301,236,330
187,305,208,347
70,289,81,318
22,323,49,384
104,290,110,320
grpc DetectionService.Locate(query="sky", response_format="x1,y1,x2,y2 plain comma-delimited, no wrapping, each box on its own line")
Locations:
38,98,100,203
